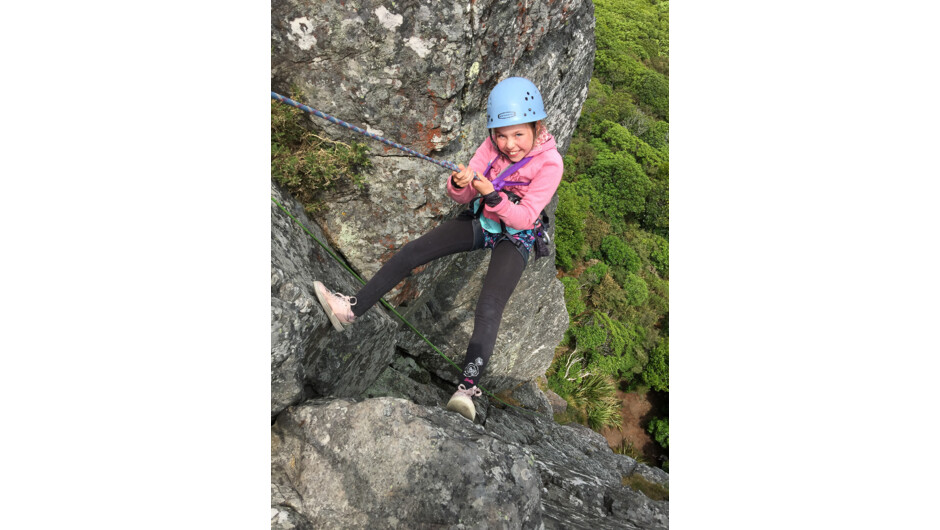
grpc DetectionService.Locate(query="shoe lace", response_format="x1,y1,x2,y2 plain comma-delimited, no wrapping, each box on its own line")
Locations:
456,384,482,398
327,289,357,308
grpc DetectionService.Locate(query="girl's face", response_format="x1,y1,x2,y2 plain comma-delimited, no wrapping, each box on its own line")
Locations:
493,123,536,162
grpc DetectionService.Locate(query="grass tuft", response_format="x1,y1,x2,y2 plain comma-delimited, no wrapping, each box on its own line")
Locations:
271,96,371,213
622,474,668,502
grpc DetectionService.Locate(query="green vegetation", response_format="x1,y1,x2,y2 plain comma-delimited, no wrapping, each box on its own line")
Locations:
547,0,668,469
647,417,669,449
622,474,669,501
646,416,669,472
271,97,371,213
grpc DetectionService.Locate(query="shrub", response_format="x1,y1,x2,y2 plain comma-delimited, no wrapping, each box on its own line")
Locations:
590,274,629,315
560,276,587,319
583,261,609,285
601,235,627,265
601,236,642,273
647,417,669,449
588,150,653,218
631,69,669,120
642,337,669,392
582,215,612,259
546,349,584,403
580,313,644,381
271,99,371,213
575,374,622,431
641,120,669,149
547,357,621,432
643,178,669,234
572,320,608,352
577,78,641,135
646,234,669,277
645,274,669,317
622,273,650,307
588,398,622,431
587,348,639,382
554,180,590,270
633,231,669,277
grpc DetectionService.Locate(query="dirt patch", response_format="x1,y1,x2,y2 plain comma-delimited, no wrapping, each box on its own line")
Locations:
600,390,667,466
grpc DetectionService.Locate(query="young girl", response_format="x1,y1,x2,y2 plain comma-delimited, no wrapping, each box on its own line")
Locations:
313,77,563,421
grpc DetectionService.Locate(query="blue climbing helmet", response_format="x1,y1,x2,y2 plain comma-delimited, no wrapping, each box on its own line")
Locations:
486,77,547,129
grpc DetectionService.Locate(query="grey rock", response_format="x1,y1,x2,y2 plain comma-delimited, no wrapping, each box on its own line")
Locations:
542,385,568,416
271,181,401,417
271,397,543,529
270,502,314,530
502,379,554,416
361,353,450,407
271,396,668,529
485,407,669,530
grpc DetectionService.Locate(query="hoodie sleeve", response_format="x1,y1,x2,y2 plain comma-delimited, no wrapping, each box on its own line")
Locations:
445,173,477,204
485,149,563,230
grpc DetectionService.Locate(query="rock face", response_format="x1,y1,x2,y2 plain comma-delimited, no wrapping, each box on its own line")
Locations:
270,0,669,527
486,406,669,530
272,181,401,415
271,397,668,530
272,398,543,529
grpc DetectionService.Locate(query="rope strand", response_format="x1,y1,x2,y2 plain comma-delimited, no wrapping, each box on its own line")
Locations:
271,91,461,172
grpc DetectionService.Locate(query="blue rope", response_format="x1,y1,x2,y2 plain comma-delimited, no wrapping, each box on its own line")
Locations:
271,91,461,173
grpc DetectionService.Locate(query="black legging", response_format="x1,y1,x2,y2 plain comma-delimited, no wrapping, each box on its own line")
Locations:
351,214,527,387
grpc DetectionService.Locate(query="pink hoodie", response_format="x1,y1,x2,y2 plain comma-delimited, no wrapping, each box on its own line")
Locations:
446,130,564,231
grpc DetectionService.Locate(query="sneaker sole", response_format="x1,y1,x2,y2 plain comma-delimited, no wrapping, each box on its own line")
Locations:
446,397,476,422
313,281,346,332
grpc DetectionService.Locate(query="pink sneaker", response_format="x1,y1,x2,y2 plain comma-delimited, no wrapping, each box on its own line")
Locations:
313,281,357,331
446,384,482,422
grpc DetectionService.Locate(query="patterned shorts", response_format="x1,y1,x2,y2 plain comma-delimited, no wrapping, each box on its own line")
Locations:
482,227,537,262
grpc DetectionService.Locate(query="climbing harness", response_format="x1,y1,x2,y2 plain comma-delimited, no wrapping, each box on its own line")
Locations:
271,91,461,173
272,196,548,419
470,155,553,259
484,155,533,192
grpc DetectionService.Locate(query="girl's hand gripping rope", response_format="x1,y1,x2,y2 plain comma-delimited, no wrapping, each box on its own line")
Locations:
470,172,495,196
450,164,484,190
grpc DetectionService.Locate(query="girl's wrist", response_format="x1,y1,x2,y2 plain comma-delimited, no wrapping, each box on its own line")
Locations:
482,190,502,207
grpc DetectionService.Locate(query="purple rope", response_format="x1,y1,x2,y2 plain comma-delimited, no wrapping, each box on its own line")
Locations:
271,91,461,172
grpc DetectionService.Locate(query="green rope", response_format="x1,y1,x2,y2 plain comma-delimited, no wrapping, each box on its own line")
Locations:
272,196,546,418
